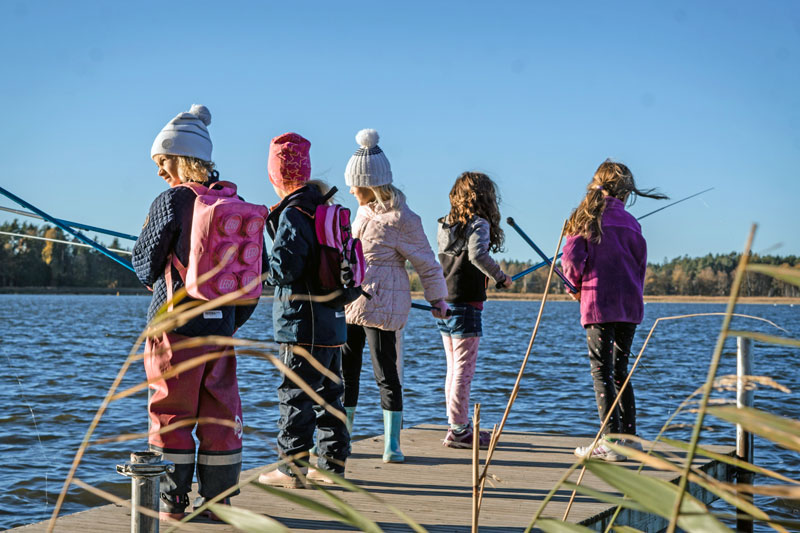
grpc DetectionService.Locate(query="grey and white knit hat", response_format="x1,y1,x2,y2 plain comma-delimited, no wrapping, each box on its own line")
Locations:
150,104,213,161
344,129,393,187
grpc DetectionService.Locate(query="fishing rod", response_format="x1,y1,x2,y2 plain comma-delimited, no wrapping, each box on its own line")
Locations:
509,187,714,285
0,231,133,255
411,302,453,317
635,187,713,221
507,217,578,292
0,185,135,273
0,205,138,241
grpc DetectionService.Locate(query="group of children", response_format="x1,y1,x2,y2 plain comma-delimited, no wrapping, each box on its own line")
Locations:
133,105,665,520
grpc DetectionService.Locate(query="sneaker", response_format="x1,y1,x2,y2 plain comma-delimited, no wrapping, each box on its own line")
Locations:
258,467,307,489
307,467,342,484
619,437,644,453
443,426,491,449
574,440,625,462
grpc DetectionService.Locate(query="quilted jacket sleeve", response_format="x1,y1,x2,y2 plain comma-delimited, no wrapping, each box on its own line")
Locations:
132,190,179,288
395,207,448,302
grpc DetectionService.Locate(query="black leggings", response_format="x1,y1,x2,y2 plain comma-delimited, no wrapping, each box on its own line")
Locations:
341,324,402,411
585,322,637,436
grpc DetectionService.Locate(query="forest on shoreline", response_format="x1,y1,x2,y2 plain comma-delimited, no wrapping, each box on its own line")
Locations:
1,221,798,297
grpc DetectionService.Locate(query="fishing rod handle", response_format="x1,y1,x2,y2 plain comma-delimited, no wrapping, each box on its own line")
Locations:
411,302,453,317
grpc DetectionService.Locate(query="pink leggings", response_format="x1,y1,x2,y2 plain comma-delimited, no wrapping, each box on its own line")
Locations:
441,335,481,426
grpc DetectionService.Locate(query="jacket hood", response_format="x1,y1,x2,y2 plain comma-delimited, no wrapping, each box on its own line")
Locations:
437,216,469,256
267,184,326,238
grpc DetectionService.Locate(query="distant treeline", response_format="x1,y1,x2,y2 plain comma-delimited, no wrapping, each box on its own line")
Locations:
2,221,798,297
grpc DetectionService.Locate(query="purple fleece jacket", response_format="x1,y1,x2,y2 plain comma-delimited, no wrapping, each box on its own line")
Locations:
561,197,647,327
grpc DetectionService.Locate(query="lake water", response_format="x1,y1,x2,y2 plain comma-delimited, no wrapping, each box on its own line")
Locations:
1,295,798,530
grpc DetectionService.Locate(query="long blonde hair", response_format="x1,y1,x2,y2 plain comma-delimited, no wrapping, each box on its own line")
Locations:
565,160,668,242
447,171,504,252
368,184,406,210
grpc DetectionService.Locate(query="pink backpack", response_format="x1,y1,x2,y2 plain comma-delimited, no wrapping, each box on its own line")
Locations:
304,186,366,293
167,181,268,301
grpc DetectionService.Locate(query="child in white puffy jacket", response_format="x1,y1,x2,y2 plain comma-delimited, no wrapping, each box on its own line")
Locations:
341,129,449,463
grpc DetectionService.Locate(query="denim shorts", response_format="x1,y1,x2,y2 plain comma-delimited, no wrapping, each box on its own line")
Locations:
437,303,482,338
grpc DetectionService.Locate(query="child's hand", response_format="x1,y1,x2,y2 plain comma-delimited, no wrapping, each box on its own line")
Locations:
430,299,451,319
569,291,581,302
501,274,513,288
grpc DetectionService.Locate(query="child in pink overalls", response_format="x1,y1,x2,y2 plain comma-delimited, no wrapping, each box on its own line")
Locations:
133,105,262,520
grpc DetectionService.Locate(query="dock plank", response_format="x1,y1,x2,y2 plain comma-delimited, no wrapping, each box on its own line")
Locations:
11,425,734,532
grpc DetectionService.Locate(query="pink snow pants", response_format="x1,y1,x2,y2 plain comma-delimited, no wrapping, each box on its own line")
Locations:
145,332,243,454
441,335,481,426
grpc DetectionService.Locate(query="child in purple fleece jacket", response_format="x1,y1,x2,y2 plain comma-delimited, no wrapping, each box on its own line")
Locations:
561,160,667,462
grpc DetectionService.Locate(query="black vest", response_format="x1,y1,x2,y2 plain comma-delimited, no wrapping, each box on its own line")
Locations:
440,250,488,303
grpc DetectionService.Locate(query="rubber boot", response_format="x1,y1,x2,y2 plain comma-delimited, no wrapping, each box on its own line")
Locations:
382,409,404,463
345,406,356,435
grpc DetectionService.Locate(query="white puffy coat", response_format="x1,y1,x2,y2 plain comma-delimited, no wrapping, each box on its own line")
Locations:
345,199,447,331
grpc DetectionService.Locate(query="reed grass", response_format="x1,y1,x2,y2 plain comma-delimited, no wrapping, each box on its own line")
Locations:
46,223,800,532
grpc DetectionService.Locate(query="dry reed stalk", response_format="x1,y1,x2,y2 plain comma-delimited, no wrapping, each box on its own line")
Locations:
91,416,239,445
71,478,206,533
472,403,480,533
47,347,140,531
476,220,567,512
561,306,787,522
665,224,756,533
526,309,780,531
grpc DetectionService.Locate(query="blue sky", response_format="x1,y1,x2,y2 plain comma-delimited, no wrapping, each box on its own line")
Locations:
1,1,798,265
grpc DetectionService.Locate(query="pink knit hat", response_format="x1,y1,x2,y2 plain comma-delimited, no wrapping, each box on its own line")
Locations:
268,132,311,191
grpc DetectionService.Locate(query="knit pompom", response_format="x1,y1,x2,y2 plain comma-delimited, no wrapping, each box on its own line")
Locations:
189,104,212,126
355,128,379,149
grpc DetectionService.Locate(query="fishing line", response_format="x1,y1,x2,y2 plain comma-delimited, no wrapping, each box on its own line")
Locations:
0,231,133,255
3,350,51,515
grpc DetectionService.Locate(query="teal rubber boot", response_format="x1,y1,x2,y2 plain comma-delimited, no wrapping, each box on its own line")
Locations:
382,410,405,463
345,406,356,435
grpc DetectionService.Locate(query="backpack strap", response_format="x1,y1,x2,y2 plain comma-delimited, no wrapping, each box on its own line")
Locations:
320,186,337,204
163,254,187,312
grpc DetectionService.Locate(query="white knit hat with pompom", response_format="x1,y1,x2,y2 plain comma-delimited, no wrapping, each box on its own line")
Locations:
344,128,392,187
150,104,213,161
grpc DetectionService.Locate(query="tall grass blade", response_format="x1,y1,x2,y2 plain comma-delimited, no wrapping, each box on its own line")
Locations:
584,460,732,533
658,437,800,485
536,519,597,532
610,527,646,533
709,405,800,452
726,330,800,349
206,504,290,532
253,482,349,522
312,485,384,533
746,264,800,287
301,465,427,532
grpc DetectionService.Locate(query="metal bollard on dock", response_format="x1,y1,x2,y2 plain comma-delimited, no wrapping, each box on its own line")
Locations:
117,451,174,533
736,336,754,533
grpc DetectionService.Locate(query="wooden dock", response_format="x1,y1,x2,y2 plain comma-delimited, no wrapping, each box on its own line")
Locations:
11,425,735,532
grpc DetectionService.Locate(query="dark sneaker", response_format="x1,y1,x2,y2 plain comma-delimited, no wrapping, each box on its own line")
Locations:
159,493,189,521
443,427,491,449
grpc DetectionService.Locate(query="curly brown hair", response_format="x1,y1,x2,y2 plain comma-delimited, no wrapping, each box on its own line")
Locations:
447,171,504,252
565,160,668,243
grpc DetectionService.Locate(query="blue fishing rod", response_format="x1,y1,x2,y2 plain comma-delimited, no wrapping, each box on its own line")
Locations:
508,187,714,287
0,204,138,241
507,217,577,293
0,185,135,273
